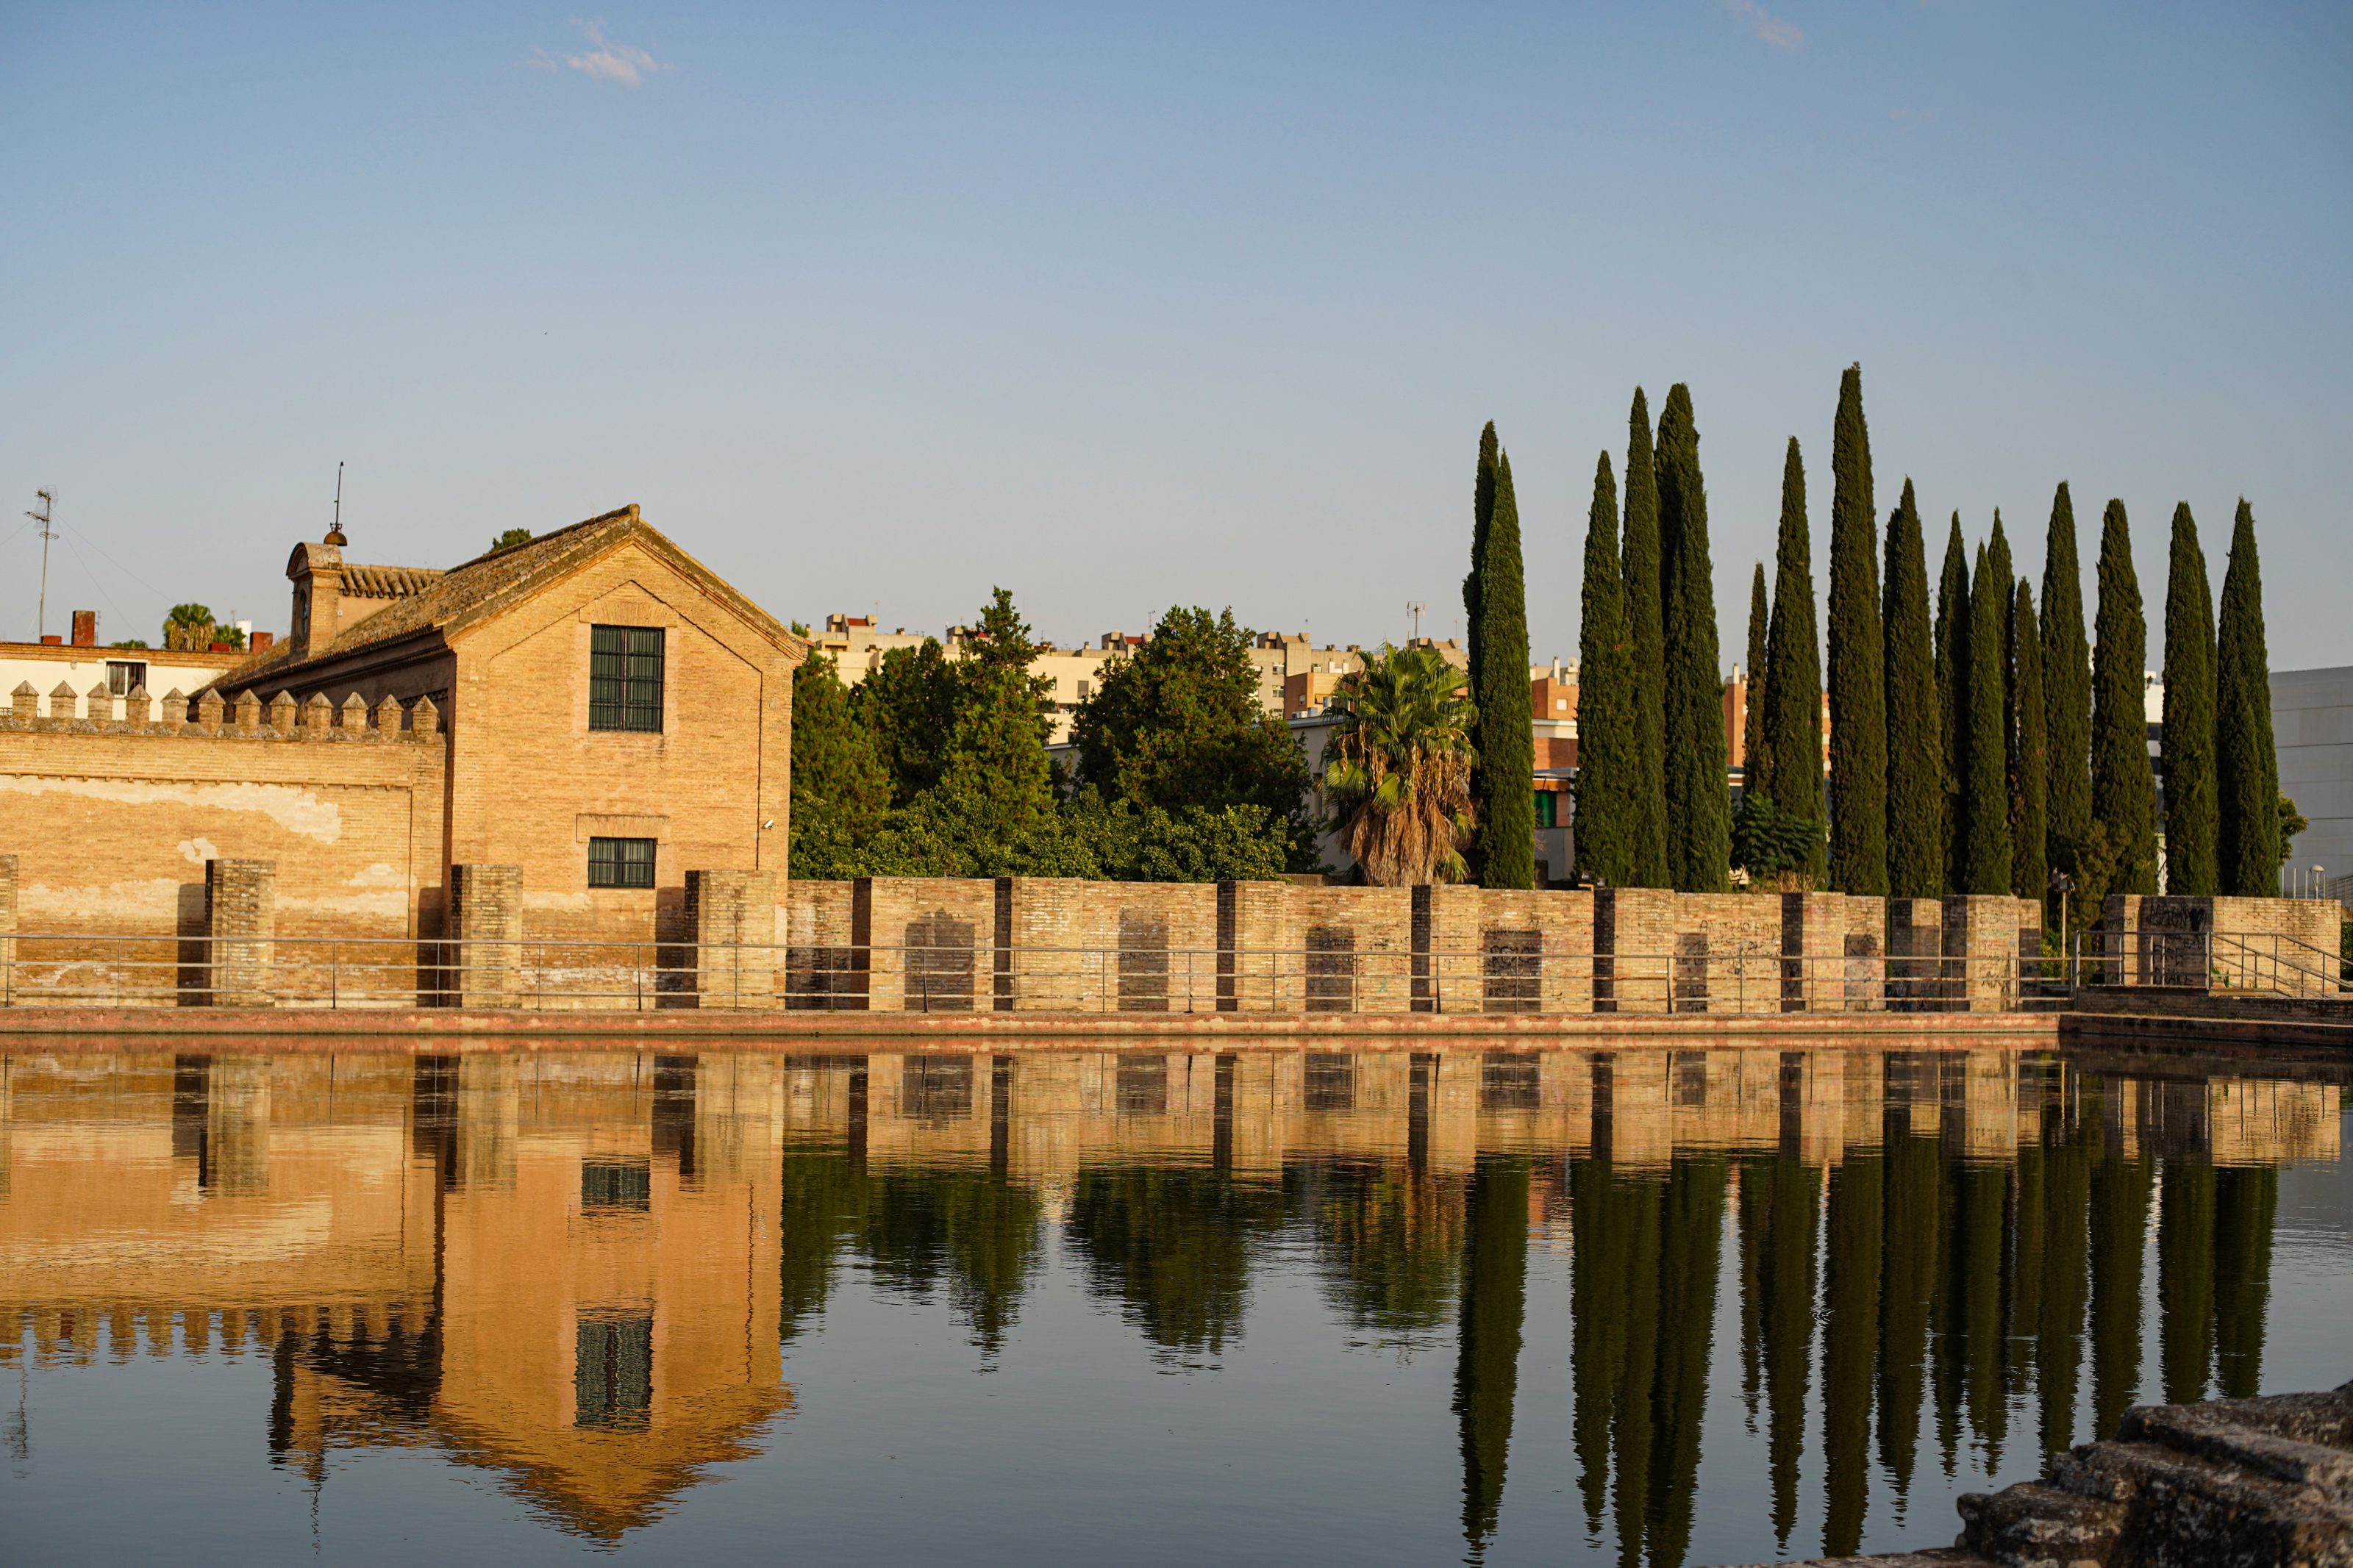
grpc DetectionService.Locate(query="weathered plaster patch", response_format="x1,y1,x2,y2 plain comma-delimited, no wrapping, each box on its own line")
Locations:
0,776,344,842
20,878,185,921
524,891,594,912
179,837,221,864
276,891,410,918
345,862,405,888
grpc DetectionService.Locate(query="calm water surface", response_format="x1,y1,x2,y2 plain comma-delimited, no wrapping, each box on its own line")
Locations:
3,1042,2348,1566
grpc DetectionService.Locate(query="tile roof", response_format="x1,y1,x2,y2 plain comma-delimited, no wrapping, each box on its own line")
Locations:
221,505,804,692
339,563,445,598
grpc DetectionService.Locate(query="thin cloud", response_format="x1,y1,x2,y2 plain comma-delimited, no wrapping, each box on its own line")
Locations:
526,20,662,86
1723,0,1803,51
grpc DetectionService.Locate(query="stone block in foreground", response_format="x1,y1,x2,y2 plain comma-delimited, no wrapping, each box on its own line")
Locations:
1715,1379,2353,1567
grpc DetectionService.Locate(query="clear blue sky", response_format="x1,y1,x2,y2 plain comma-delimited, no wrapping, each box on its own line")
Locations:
3,3,2347,668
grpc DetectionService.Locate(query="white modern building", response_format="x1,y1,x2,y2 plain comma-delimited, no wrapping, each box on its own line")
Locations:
2273,665,2353,889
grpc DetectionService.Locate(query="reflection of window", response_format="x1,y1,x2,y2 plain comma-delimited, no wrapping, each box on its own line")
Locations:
575,1312,653,1430
588,837,657,889
581,1157,651,1211
106,660,146,696
589,624,664,731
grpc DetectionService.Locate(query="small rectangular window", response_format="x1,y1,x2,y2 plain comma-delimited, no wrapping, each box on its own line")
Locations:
107,660,146,697
1533,791,1557,828
589,625,665,732
588,837,657,889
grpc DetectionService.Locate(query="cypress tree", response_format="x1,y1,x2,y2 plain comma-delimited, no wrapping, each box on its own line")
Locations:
1474,449,1536,889
1936,515,1972,892
1621,389,1670,887
2091,499,2159,895
2215,500,2280,892
1965,543,2013,892
1987,509,2015,728
1463,420,1499,719
2160,504,2219,895
1882,480,1945,897
1656,384,1730,892
1763,437,1824,856
2010,581,2049,909
1745,562,1769,779
1825,363,1887,894
1575,452,1643,887
2040,484,2093,871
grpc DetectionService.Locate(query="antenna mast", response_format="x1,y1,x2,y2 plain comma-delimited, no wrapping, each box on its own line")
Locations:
1407,600,1425,640
26,490,54,641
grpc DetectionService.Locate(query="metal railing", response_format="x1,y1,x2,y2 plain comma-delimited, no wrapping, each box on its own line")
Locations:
2071,927,2346,1000
0,930,2122,1016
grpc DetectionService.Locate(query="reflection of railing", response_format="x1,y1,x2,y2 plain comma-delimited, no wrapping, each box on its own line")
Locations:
0,931,2114,1014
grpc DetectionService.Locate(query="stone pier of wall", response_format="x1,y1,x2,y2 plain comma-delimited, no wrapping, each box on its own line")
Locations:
447,864,522,1009
0,853,15,1004
685,869,777,1010
203,859,276,1008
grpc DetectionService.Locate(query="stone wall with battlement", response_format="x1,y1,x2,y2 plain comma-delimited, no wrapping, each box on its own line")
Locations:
0,692,449,995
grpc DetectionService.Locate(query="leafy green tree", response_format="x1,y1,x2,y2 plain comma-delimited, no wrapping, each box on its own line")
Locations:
2041,484,2093,880
1826,363,1887,895
1071,604,1313,861
788,651,891,880
856,639,963,805
2215,501,2282,892
1745,561,1770,777
2160,504,2219,894
488,526,533,552
1732,792,1825,888
2279,795,2308,867
1763,437,1825,871
2010,581,2049,908
1883,480,1945,897
1964,543,2013,892
1062,792,1293,882
1574,451,1643,887
1621,387,1671,887
2092,500,2158,895
1473,448,1535,889
1657,384,1730,892
1324,645,1477,885
1935,514,1972,892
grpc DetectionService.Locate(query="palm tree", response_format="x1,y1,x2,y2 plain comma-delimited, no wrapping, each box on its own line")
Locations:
1321,645,1477,886
162,603,217,651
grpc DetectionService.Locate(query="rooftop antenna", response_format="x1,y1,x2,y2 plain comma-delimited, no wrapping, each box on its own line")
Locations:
26,489,54,641
324,462,347,546
1407,600,1425,640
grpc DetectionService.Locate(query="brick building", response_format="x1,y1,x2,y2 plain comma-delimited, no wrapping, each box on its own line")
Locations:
0,505,805,959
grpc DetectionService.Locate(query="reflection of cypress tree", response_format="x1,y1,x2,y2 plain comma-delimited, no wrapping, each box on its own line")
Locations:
1456,1156,1531,1558
1737,1161,1769,1425
1959,1161,2010,1467
1301,1159,1463,1343
2008,1137,2047,1414
2088,1142,2154,1439
1615,1199,1663,1568
1569,1157,1643,1544
2037,1117,2092,1458
2158,1159,2218,1405
1646,1156,1727,1568
1821,1153,1884,1558
2213,1165,2277,1398
1067,1168,1284,1361
1760,1159,1821,1551
779,1145,860,1345
1877,1122,1940,1496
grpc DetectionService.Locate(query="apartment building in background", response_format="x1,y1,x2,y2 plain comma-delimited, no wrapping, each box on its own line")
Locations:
0,609,257,718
